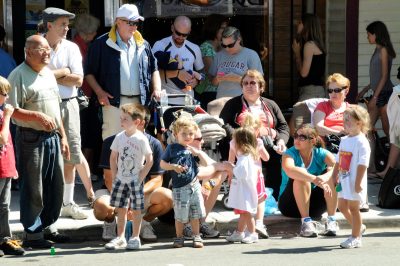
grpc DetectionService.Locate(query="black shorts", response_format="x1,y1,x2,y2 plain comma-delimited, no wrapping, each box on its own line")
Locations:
278,179,326,219
376,89,393,108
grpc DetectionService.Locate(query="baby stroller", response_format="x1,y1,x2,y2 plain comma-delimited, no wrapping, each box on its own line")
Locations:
153,93,231,208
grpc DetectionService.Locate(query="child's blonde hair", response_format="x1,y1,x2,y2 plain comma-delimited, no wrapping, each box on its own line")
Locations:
240,112,261,131
0,76,11,95
172,116,198,135
233,127,258,160
120,103,146,121
344,105,371,134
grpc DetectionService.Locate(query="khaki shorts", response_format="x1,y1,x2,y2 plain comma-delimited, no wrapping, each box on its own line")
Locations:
101,96,140,140
298,85,326,102
61,98,84,164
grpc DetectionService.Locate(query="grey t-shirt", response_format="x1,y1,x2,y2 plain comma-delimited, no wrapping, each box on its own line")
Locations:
370,47,393,92
209,47,263,98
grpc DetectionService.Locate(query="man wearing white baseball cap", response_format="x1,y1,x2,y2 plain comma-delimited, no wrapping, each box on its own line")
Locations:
85,4,161,140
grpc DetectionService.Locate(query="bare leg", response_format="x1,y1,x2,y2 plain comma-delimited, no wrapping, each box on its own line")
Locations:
325,178,337,216
338,198,353,225
143,188,173,222
190,219,200,236
244,213,256,234
293,180,311,218
116,207,128,237
379,105,390,138
256,200,265,221
203,172,226,215
348,200,362,238
175,221,184,238
237,214,247,233
131,210,142,238
75,157,95,199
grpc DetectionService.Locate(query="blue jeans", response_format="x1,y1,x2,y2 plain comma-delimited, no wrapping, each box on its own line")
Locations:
0,178,11,243
16,128,64,240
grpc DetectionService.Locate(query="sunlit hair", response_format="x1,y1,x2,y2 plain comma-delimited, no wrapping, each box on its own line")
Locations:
344,105,371,134
222,26,242,46
300,13,325,53
325,73,350,89
366,21,396,58
172,116,198,135
120,103,146,121
295,123,325,148
0,76,11,95
240,69,266,94
233,127,258,161
240,112,261,131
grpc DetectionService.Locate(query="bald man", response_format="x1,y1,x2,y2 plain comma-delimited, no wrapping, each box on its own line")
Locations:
152,16,204,105
8,35,70,248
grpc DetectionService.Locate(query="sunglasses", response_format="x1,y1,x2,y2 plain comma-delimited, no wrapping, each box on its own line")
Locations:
294,133,313,141
120,19,139,27
221,40,237,49
242,81,257,86
174,28,190,38
193,137,203,142
327,87,346,94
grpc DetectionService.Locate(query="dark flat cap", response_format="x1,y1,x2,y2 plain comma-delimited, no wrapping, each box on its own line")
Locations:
42,7,75,23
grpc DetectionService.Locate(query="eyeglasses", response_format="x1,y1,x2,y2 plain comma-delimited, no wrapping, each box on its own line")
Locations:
193,137,203,142
221,40,237,49
294,133,313,141
173,28,190,38
242,81,257,86
120,19,139,27
32,47,51,53
327,87,346,94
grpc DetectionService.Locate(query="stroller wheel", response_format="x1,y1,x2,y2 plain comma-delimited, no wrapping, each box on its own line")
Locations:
222,194,233,210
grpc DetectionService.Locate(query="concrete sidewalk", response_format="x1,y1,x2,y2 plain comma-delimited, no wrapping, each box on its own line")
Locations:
9,176,400,241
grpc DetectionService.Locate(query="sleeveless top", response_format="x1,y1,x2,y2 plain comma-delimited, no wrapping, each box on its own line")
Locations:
370,47,393,92
298,53,325,87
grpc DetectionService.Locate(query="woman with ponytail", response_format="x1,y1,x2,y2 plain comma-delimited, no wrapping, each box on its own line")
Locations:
278,124,338,238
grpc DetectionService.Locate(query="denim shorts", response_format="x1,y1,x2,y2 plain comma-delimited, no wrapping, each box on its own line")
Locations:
110,178,144,210
172,180,205,223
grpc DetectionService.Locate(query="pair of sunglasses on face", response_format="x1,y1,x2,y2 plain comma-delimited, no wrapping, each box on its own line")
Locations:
294,133,313,141
327,87,346,94
120,19,140,27
221,39,237,49
174,28,190,38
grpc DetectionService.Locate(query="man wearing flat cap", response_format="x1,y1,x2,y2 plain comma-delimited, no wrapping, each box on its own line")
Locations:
85,4,161,140
42,7,94,223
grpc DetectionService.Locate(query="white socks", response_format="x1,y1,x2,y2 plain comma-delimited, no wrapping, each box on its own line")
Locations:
63,183,75,205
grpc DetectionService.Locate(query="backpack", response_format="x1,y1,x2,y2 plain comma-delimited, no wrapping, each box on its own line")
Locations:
378,167,400,209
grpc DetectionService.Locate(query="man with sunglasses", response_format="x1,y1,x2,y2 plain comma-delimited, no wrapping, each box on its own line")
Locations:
152,16,204,105
85,4,161,140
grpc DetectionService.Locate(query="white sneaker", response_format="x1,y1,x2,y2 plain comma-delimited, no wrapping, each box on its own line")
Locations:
140,220,157,242
255,224,269,239
360,224,367,235
241,233,259,244
105,237,127,250
226,231,245,243
61,203,88,220
340,237,362,248
300,221,318,237
126,237,141,250
102,220,117,241
323,220,339,236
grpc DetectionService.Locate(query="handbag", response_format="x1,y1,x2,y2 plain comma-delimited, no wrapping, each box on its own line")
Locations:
378,167,400,209
77,88,89,110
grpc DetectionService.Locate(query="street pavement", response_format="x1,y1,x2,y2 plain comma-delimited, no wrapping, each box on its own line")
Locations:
9,175,400,242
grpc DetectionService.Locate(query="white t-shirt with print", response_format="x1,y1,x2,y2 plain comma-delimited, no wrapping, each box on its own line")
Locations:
110,131,152,183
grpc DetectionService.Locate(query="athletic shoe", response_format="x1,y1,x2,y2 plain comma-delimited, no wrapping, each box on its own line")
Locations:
226,230,245,243
105,237,127,250
61,203,88,220
241,233,259,244
126,237,141,250
323,220,339,236
140,220,157,242
183,224,193,240
44,232,70,243
102,220,117,241
200,223,220,238
359,202,369,212
0,239,25,255
192,235,204,248
22,238,52,249
172,237,184,248
340,237,362,248
300,221,318,237
255,224,269,239
360,224,367,235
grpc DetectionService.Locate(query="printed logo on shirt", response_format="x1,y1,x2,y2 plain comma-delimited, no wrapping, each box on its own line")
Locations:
338,151,352,175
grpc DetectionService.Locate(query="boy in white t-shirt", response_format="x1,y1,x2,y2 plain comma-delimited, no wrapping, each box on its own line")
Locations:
105,104,153,250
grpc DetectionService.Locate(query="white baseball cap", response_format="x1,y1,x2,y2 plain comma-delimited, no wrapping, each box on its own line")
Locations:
116,4,144,21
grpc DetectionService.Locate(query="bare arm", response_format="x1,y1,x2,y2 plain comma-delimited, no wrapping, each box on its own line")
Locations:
53,68,83,87
0,105,14,145
85,74,113,105
110,150,119,181
355,165,367,193
282,154,317,183
160,159,186,173
143,174,162,195
313,110,344,136
151,70,162,100
139,153,153,182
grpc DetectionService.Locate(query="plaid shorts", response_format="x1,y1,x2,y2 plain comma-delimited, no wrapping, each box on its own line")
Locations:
172,179,206,223
110,178,144,210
